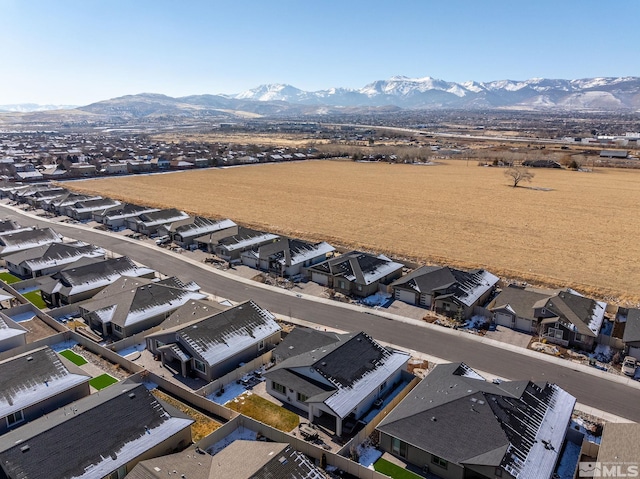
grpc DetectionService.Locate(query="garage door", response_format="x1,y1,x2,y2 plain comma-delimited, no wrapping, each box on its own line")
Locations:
394,289,416,305
419,294,431,307
311,272,328,286
629,346,640,361
515,317,533,333
494,312,513,328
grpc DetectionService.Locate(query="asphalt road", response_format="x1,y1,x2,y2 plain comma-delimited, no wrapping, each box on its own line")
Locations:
3,205,640,421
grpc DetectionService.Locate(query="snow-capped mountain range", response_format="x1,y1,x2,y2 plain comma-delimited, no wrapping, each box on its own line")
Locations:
230,76,640,110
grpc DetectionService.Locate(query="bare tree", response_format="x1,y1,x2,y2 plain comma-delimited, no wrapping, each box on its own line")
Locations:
504,166,535,187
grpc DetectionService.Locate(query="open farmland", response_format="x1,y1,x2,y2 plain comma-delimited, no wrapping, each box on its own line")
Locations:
66,160,640,302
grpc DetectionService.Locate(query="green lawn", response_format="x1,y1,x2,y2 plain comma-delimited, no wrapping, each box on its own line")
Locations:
374,458,424,479
23,290,46,309
59,349,88,366
0,272,20,284
89,374,118,390
226,393,299,432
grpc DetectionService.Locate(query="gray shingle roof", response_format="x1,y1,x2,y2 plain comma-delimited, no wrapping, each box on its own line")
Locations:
0,346,90,420
0,382,193,479
622,308,640,343
489,286,552,321
0,228,62,255
377,363,576,479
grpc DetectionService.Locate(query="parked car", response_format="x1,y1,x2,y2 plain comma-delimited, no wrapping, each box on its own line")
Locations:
622,356,637,376
155,235,170,245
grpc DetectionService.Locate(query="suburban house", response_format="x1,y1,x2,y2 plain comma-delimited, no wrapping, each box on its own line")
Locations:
391,266,499,319
192,223,241,253
39,256,157,307
241,238,335,277
80,276,206,338
621,308,640,359
25,186,67,208
0,382,193,479
264,330,409,436
0,346,91,435
376,362,576,479
0,220,28,236
150,157,170,169
65,198,122,221
125,208,190,236
537,290,606,350
92,203,160,230
306,251,404,298
0,316,27,353
44,192,102,215
146,300,281,381
128,441,328,479
3,242,105,279
0,228,63,257
488,285,553,333
214,227,280,261
157,216,237,248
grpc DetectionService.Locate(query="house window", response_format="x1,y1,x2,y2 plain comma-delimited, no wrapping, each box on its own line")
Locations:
6,410,24,427
431,455,448,469
272,382,286,394
108,465,127,479
495,467,503,477
113,324,122,334
338,280,345,289
554,329,564,339
444,303,451,312
297,392,308,402
193,359,206,373
356,284,363,291
258,339,265,350
391,437,407,458
379,381,387,392
575,333,585,343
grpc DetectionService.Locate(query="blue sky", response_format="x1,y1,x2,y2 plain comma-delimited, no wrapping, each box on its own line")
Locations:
1,0,638,105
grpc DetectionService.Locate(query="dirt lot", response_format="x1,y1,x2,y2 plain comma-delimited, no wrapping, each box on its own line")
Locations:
65,160,640,303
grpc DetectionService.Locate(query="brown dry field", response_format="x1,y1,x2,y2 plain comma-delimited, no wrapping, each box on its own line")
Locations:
67,160,640,303
152,132,325,148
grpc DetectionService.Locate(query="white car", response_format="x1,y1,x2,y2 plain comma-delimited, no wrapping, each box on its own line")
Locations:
622,356,637,377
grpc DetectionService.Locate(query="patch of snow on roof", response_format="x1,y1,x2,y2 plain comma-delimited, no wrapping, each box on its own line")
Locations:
68,416,193,479
508,385,575,479
324,350,408,418
588,301,607,335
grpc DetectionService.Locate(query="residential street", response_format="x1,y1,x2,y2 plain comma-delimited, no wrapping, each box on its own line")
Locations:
2,204,640,422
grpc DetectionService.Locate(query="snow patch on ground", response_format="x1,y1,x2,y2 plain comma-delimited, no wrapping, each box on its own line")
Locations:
49,339,79,352
462,315,488,330
571,417,602,444
206,381,248,405
207,426,258,455
116,342,146,357
361,292,392,307
555,441,581,479
590,344,613,363
357,441,382,469
600,320,613,336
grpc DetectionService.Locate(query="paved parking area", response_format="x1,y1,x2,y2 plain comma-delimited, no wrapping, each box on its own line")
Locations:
485,325,533,349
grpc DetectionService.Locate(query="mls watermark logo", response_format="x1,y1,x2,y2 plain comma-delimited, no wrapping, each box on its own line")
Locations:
579,462,639,477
